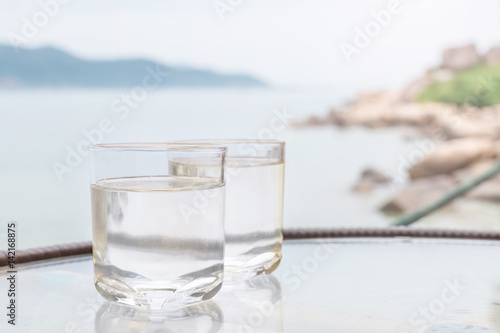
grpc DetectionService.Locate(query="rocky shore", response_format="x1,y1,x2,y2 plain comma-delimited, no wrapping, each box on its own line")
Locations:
296,44,500,215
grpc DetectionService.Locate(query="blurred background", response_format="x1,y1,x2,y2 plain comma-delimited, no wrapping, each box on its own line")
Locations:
1,0,500,249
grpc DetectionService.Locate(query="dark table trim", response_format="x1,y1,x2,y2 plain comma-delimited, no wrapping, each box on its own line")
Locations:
2,228,500,267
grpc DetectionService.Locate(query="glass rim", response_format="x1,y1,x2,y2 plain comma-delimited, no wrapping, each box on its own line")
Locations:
175,139,285,147
88,142,228,153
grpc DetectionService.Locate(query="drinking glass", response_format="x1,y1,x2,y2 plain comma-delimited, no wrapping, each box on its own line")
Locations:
89,143,227,309
177,140,285,280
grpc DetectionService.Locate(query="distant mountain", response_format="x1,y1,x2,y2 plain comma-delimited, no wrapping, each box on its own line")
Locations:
0,44,266,88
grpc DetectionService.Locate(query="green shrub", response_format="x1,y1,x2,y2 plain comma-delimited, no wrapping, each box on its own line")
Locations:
417,64,500,107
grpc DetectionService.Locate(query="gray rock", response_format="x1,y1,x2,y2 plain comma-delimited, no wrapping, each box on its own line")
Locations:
485,46,500,65
381,175,456,214
352,179,374,193
400,72,433,102
441,44,480,71
452,159,496,182
467,179,500,202
408,138,497,179
360,168,391,184
352,167,391,193
442,120,500,140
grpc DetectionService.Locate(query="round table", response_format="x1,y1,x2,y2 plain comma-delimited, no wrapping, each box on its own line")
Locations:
2,238,500,332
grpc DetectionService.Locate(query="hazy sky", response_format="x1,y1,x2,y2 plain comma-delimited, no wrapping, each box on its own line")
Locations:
1,0,499,90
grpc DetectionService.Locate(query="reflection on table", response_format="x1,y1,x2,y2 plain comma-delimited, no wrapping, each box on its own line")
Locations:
3,240,500,332
94,275,282,333
95,300,223,333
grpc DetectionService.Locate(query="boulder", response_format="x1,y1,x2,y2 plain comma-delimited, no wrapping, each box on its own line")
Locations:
441,120,500,139
380,175,456,214
346,100,459,129
475,105,500,123
383,103,440,127
300,115,324,126
431,68,456,82
408,138,497,179
327,109,351,127
352,180,373,193
441,44,480,71
466,179,500,202
400,74,432,103
360,168,392,184
340,100,443,129
319,91,467,130
453,159,496,182
400,69,456,103
485,46,500,65
454,159,500,202
352,167,391,193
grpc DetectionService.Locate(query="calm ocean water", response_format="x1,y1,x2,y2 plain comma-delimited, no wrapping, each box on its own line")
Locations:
1,88,497,249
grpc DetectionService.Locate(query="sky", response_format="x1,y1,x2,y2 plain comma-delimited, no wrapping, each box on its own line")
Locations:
0,0,499,90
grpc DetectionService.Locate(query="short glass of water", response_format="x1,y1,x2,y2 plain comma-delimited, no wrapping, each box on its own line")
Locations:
89,143,226,309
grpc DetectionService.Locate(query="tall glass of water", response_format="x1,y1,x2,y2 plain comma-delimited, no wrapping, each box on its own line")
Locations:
89,143,227,309
178,140,285,280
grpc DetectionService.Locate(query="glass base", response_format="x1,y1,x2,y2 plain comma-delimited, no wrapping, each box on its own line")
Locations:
94,275,223,310
224,252,282,282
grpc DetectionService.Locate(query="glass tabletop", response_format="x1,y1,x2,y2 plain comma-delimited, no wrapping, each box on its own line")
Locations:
2,239,500,333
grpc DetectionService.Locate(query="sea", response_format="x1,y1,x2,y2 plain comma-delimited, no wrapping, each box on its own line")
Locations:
1,88,498,249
